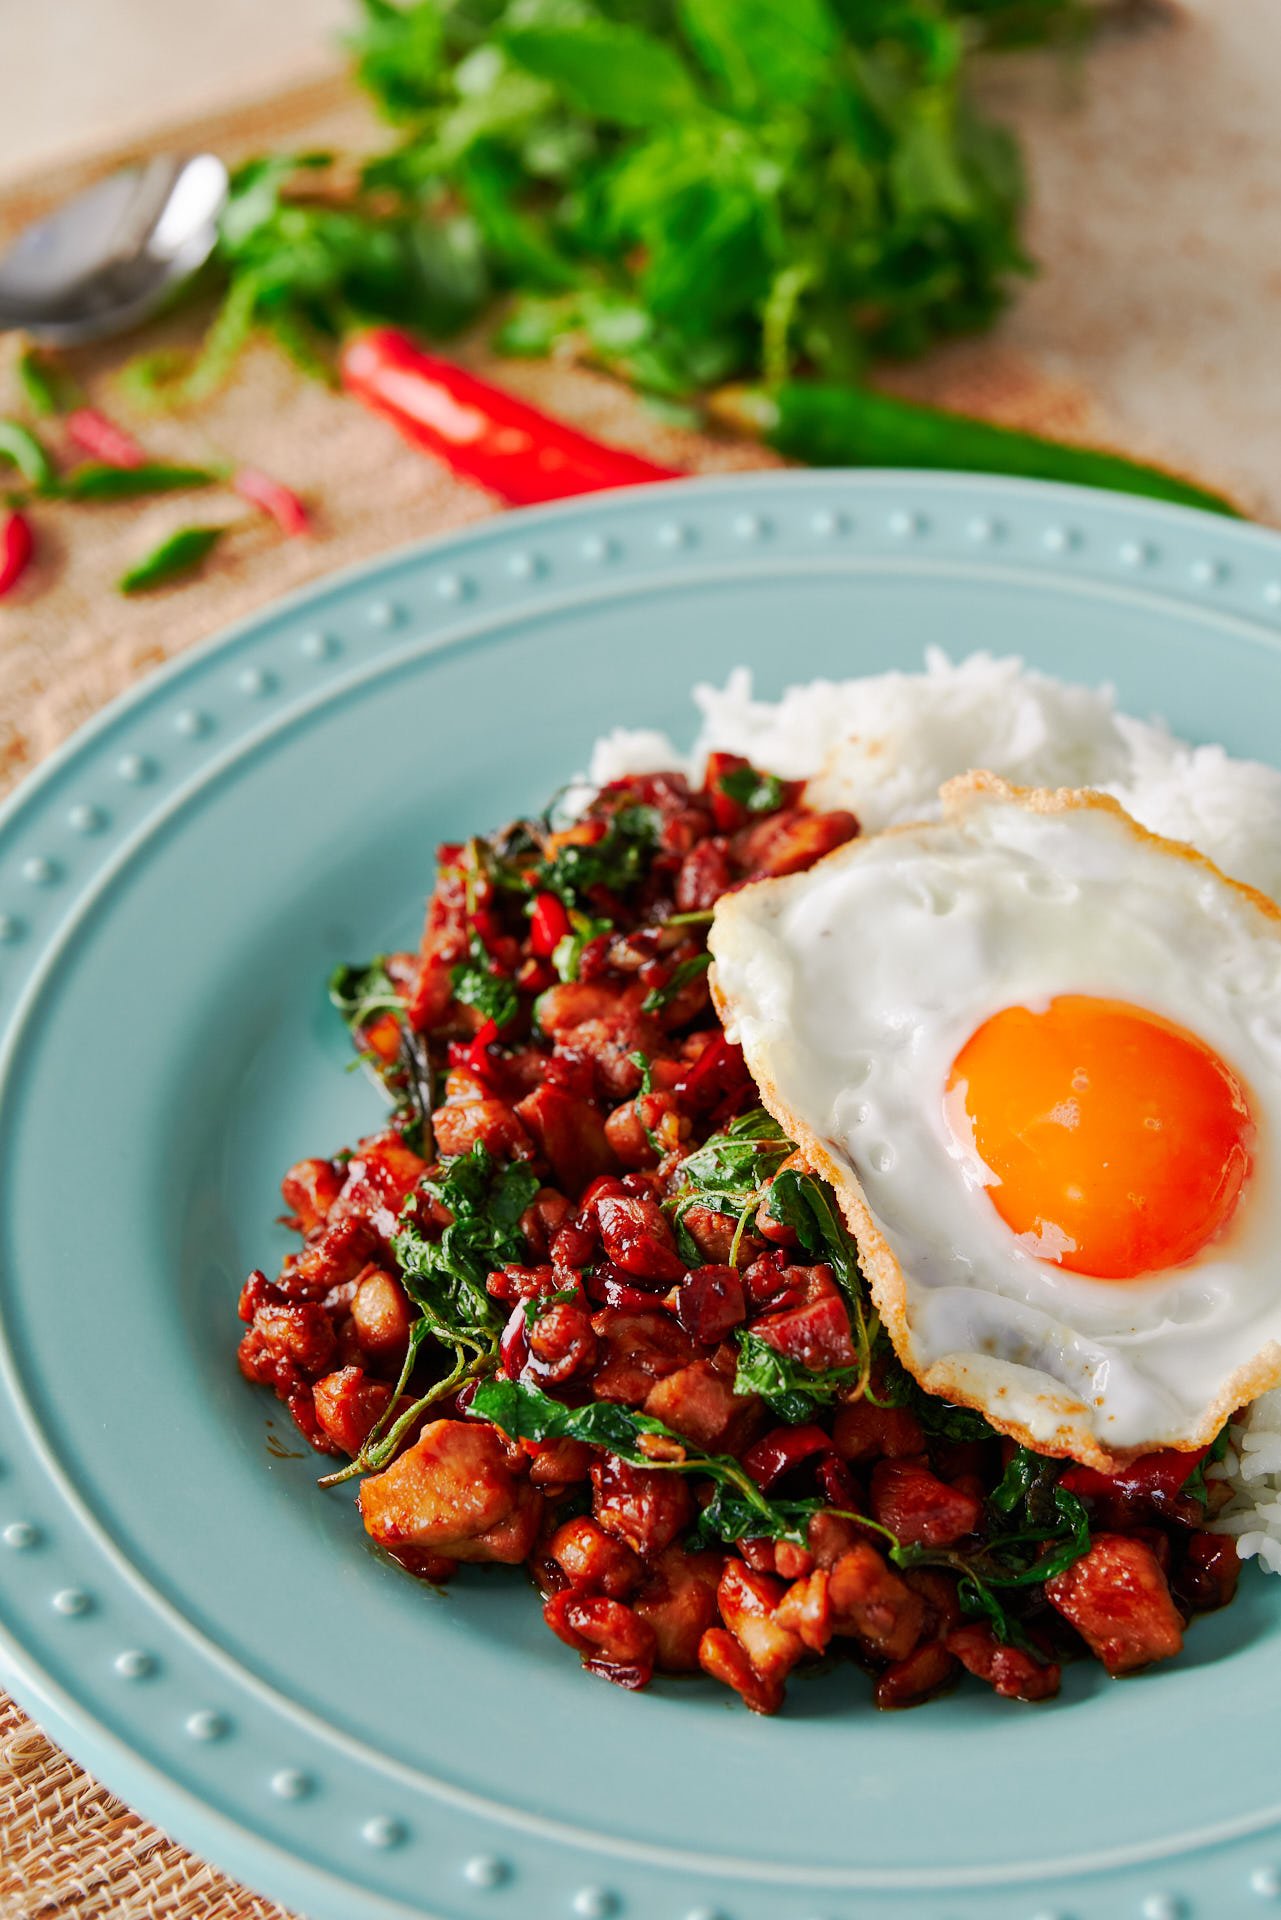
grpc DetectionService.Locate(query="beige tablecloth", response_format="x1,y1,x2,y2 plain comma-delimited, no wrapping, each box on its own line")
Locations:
2,7,1280,1913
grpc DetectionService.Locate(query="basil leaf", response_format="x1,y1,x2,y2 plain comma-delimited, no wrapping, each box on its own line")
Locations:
450,934,520,1030
537,805,660,908
471,1376,815,1546
641,951,712,1015
717,764,785,813
503,20,704,128
679,0,839,110
734,1329,856,1424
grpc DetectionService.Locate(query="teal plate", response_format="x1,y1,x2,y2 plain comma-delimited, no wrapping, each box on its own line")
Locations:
4,472,1281,1920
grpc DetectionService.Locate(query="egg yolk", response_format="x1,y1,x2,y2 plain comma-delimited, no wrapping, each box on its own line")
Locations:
947,995,1254,1279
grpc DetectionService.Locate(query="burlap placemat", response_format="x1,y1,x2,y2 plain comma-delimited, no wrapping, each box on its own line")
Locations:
2,7,1279,1914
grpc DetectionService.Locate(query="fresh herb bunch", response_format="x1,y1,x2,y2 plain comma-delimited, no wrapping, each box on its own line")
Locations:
169,0,1096,400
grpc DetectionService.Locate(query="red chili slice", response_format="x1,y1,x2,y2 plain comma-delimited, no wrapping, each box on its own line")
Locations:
340,330,684,506
0,510,34,598
742,1424,832,1491
529,892,571,957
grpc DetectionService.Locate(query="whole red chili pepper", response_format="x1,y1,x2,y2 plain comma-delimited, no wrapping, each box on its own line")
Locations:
65,407,146,470
340,329,685,507
0,510,34,599
232,466,310,537
529,891,571,957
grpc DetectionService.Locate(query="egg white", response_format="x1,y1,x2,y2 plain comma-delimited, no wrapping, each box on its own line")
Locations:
710,773,1281,1469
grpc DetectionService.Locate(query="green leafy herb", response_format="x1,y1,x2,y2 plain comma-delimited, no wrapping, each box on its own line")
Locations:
472,1376,906,1555
320,1144,540,1488
760,1163,878,1387
551,909,612,983
117,525,227,594
718,765,785,814
878,1350,996,1442
450,934,520,1029
734,1329,856,1425
522,1286,581,1329
670,1107,793,1259
1182,1426,1232,1507
899,1443,1091,1650
16,348,79,417
641,950,712,1014
328,956,404,1034
473,1375,824,1547
53,461,219,501
0,419,57,490
537,805,660,909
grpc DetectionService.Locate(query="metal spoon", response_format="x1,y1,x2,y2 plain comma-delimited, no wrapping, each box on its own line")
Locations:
0,153,229,346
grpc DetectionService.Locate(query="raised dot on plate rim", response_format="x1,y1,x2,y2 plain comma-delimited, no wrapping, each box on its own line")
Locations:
463,1855,510,1888
888,510,921,536
174,709,210,737
508,550,542,578
53,1588,89,1616
684,1908,727,1920
656,522,689,548
298,631,335,659
1264,582,1281,606
1191,557,1225,584
366,601,400,629
580,535,613,562
3,1521,38,1549
116,753,152,783
271,1768,312,1801
186,1709,228,1741
238,666,272,695
810,509,845,536
22,857,56,885
436,572,468,601
733,512,766,539
967,515,1000,541
1252,1866,1281,1897
68,803,105,833
115,1650,155,1680
362,1815,405,1849
1042,526,1078,552
571,1889,617,1919
1119,539,1151,566
1140,1895,1182,1920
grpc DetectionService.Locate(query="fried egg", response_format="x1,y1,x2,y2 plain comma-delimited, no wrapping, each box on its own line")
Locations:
709,773,1281,1469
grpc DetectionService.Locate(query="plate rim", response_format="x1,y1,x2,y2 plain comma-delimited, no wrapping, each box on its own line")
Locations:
5,468,1281,1920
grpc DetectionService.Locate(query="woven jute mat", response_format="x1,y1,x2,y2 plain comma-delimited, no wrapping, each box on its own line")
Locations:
2,7,1280,1915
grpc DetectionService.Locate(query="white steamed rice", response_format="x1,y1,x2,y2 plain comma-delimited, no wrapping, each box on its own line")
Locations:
587,648,1281,1567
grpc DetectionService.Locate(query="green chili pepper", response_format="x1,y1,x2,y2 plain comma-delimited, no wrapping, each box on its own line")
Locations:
118,525,227,594
0,419,57,491
56,462,220,502
711,384,1242,519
